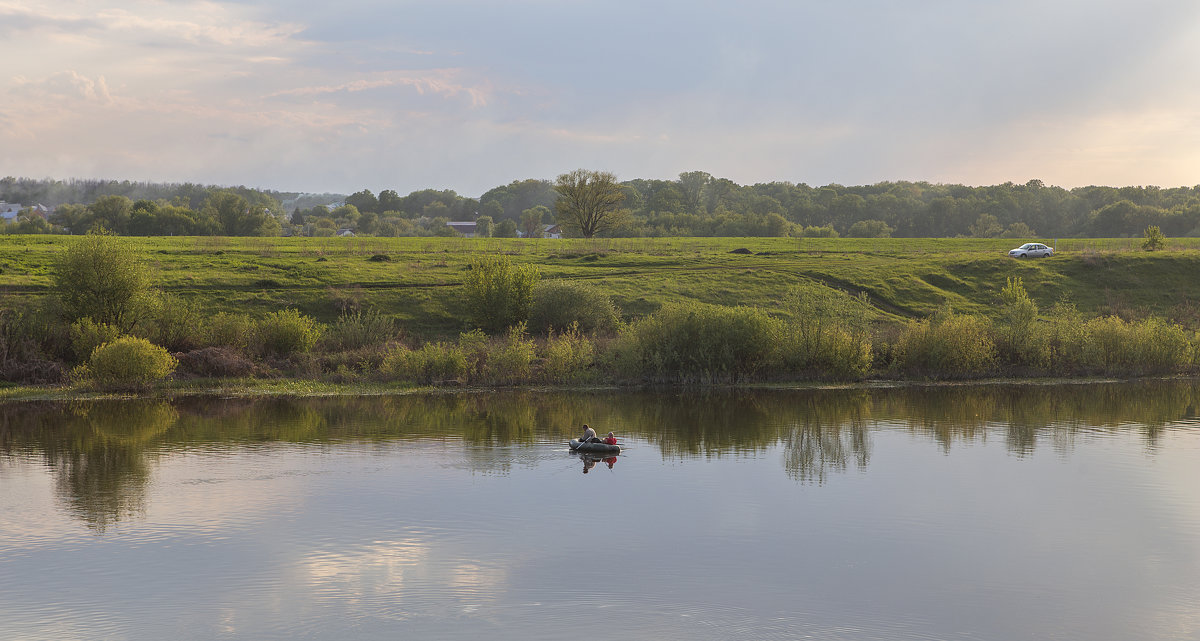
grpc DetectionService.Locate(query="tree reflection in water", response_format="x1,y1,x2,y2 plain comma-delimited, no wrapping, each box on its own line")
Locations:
4,380,1200,528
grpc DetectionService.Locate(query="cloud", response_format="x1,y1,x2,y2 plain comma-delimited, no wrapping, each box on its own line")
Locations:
267,70,491,107
11,71,112,104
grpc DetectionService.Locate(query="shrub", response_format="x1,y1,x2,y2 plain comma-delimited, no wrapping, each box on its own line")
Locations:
617,301,781,381
323,309,395,351
202,312,255,351
1080,316,1191,375
778,287,873,379
463,256,539,332
255,309,323,356
891,308,995,378
995,277,1050,369
84,337,178,390
69,317,122,362
482,324,536,385
1043,299,1088,373
529,280,621,335
1143,225,1165,251
380,342,469,384
146,293,204,352
542,323,597,382
53,232,152,331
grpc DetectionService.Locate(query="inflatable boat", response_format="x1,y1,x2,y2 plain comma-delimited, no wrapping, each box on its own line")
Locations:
569,439,621,455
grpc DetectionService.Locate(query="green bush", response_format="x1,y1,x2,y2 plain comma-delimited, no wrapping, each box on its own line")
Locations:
482,324,537,385
380,342,469,384
84,336,178,390
617,301,781,381
1143,225,1165,251
54,232,152,331
778,287,873,379
1042,299,1088,373
323,309,396,350
529,280,621,335
146,293,203,352
1080,316,1191,374
542,323,597,382
255,309,323,356
69,317,122,362
202,312,255,351
891,308,996,378
463,256,540,332
995,277,1050,369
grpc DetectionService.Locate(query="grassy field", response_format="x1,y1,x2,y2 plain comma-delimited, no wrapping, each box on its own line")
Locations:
3,235,1200,339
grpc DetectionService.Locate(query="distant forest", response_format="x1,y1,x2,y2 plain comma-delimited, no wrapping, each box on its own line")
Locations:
3,173,1199,238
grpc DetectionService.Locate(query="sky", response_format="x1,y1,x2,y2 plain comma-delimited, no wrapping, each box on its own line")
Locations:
2,0,1200,198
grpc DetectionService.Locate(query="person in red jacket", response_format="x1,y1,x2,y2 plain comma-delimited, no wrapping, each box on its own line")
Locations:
604,432,618,446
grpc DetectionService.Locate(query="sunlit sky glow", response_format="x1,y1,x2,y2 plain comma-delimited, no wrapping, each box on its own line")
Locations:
3,0,1200,196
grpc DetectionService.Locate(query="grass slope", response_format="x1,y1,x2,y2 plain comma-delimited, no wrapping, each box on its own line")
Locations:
3,235,1199,338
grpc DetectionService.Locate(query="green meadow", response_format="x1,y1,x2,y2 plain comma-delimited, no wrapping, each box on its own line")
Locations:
3,235,1200,339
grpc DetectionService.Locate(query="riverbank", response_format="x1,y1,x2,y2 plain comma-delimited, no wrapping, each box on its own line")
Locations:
0,373,1173,404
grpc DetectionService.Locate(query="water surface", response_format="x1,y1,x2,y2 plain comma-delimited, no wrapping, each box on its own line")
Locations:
3,383,1200,640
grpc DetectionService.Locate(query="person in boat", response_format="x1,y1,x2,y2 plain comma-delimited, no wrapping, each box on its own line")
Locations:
580,424,600,443
604,432,618,446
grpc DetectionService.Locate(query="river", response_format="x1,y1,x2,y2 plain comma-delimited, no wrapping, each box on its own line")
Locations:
2,383,1199,640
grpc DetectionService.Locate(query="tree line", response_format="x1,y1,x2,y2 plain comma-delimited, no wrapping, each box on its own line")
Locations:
5,173,1200,238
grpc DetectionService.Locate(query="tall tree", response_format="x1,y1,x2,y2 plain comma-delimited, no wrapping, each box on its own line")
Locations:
553,169,628,238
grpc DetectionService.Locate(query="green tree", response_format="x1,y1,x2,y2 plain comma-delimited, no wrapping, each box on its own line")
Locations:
553,169,628,238
54,232,153,332
463,256,540,332
494,219,518,238
520,206,548,238
377,189,403,213
970,213,1003,238
88,195,134,234
474,216,494,238
846,219,894,238
345,189,379,214
1143,225,1165,251
203,190,279,236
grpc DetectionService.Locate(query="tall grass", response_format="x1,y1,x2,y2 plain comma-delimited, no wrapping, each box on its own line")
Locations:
613,301,781,382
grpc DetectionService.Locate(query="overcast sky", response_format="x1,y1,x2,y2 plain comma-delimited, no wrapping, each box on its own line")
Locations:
2,0,1200,197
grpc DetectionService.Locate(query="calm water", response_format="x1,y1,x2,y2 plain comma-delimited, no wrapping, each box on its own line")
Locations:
3,384,1200,640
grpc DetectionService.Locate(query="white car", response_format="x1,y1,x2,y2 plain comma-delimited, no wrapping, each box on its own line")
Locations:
1008,243,1053,258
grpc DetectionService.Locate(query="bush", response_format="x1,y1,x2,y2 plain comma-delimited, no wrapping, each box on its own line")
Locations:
146,293,204,352
69,317,122,362
323,309,395,351
255,309,323,356
542,323,597,382
891,308,996,378
53,232,152,331
463,256,539,332
380,342,469,384
202,312,255,351
529,280,621,335
616,301,781,381
482,324,536,384
1143,225,1165,251
778,287,873,379
1080,316,1191,375
995,277,1050,369
83,337,178,390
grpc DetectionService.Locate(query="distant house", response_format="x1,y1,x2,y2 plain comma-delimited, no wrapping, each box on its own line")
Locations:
516,224,563,239
336,228,355,237
445,221,477,237
0,202,23,221
28,204,51,218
